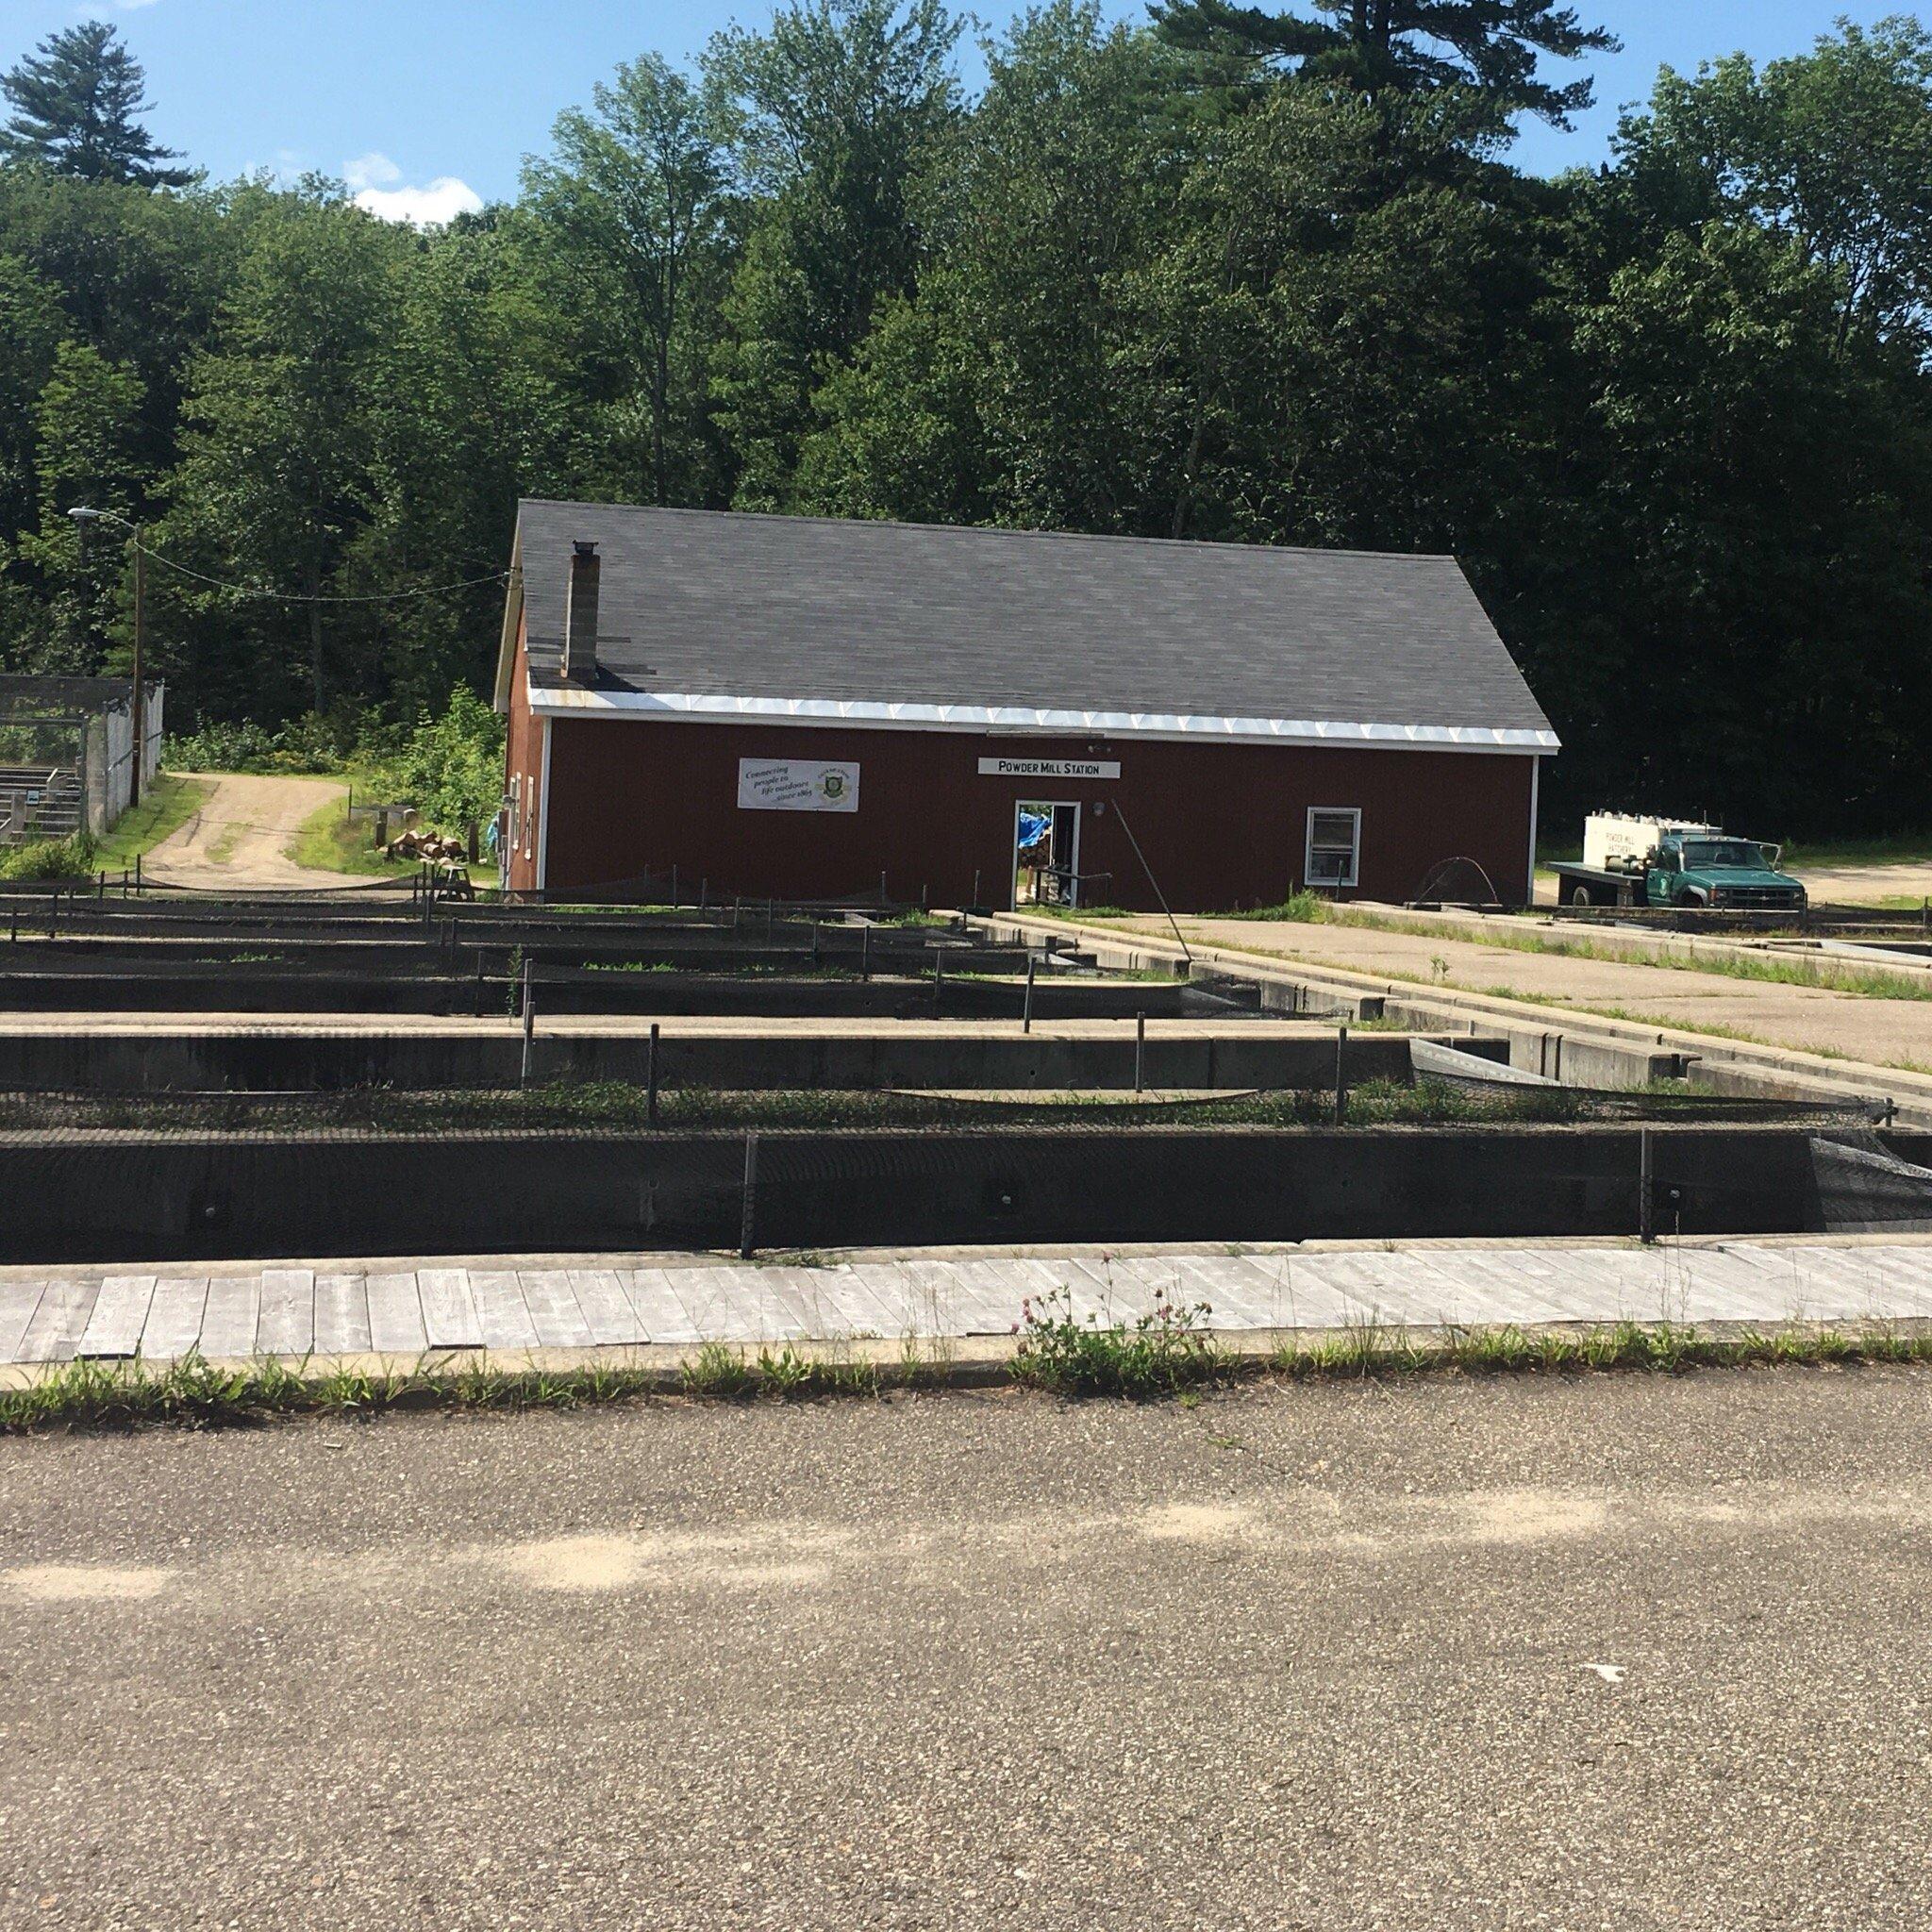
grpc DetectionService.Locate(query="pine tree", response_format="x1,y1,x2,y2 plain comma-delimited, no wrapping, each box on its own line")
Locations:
1151,0,1618,127
0,21,192,187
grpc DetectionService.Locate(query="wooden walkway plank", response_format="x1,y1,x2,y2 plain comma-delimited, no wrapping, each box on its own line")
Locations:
313,1274,372,1355
364,1273,426,1355
197,1274,261,1358
469,1270,539,1352
516,1271,593,1349
77,1275,158,1359
141,1278,209,1360
1179,1253,1350,1330
417,1268,483,1350
660,1266,765,1343
565,1269,647,1346
256,1269,316,1357
621,1267,703,1344
789,1263,906,1339
16,1279,97,1364
843,1262,931,1337
0,1279,46,1364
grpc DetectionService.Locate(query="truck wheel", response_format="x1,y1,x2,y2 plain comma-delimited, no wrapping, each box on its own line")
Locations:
1570,885,1593,908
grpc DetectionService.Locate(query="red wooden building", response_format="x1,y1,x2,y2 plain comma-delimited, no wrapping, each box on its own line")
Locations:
493,501,1557,910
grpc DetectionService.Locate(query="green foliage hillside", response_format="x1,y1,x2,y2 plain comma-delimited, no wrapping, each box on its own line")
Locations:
4,6,1932,836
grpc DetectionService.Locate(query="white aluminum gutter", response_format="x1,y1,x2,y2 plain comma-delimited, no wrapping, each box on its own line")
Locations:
524,682,1559,755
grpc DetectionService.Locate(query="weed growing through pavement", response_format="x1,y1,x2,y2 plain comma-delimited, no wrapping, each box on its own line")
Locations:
1009,1285,1229,1397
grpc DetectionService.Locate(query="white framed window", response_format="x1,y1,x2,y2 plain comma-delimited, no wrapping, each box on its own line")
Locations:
1305,807,1361,889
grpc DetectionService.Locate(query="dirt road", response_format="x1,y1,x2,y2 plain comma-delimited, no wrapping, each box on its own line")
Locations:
5,1371,1931,1929
142,771,388,890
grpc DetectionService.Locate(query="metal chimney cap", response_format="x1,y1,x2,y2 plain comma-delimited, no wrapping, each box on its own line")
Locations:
573,540,598,557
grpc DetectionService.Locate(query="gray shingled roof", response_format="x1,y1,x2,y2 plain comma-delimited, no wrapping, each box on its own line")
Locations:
508,500,1554,741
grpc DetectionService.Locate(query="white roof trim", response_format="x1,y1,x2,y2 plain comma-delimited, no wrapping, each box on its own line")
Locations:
525,683,1558,753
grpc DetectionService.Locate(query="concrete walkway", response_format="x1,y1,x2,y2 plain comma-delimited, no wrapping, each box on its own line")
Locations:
1117,910,1932,1072
6,1239,1932,1367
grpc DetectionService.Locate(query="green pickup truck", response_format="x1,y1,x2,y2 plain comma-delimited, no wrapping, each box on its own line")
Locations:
1551,818,1807,912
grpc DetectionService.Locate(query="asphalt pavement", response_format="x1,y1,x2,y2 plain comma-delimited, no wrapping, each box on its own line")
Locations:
5,1367,1932,1929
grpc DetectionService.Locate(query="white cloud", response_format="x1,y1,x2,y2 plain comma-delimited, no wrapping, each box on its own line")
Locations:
342,151,403,192
342,154,482,227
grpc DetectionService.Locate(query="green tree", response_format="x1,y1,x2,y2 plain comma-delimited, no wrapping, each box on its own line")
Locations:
525,57,730,507
708,0,963,505
1151,0,1617,127
156,186,400,719
1609,18,1932,349
13,341,148,674
0,21,192,187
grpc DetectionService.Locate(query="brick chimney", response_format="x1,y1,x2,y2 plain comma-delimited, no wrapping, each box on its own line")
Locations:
564,541,600,682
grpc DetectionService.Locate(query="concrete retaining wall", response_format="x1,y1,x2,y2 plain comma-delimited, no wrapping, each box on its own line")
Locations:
0,1025,1474,1093
0,967,1208,1021
3,1124,1914,1264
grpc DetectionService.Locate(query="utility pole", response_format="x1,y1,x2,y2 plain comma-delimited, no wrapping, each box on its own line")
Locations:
67,508,145,808
130,530,144,808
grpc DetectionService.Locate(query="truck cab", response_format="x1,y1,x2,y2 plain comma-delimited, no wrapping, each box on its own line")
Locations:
1644,834,1806,911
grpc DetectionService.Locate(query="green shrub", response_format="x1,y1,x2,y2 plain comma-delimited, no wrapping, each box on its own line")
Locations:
0,829,97,880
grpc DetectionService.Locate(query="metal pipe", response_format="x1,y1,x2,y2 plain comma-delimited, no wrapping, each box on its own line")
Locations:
520,957,535,1088
1134,1010,1146,1094
1023,955,1036,1034
1639,1127,1655,1243
647,1022,660,1125
739,1132,759,1260
1334,1024,1348,1125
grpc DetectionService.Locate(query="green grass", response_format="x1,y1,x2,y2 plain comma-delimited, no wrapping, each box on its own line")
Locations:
0,1074,1773,1137
5,1321,1928,1431
92,772,215,872
287,791,421,877
1781,831,1932,867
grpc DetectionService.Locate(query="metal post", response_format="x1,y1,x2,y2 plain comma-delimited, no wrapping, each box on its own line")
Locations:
520,957,535,1088
133,851,141,893
973,868,981,909
1639,1126,1655,1244
739,1132,759,1260
879,870,888,905
647,1022,660,1125
733,895,741,930
474,950,484,1017
1135,1010,1146,1094
861,926,871,982
699,878,708,912
1334,1024,1348,1125
671,864,679,908
934,949,944,1010
1023,955,1036,1034
810,921,820,966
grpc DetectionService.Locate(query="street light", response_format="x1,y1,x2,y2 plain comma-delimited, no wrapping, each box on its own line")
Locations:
67,506,145,808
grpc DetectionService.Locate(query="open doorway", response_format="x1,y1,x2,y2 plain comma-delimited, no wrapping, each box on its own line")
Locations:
1013,799,1081,908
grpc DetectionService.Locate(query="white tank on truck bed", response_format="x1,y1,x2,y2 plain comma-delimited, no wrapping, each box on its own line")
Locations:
1582,812,1722,876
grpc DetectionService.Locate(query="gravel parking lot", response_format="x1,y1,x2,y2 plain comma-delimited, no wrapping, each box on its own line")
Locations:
5,1368,1932,1929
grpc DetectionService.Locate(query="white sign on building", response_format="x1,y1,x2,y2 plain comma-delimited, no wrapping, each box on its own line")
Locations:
976,757,1121,780
736,758,860,812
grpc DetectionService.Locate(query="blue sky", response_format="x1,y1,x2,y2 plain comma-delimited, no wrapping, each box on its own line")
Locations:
1,1,1910,221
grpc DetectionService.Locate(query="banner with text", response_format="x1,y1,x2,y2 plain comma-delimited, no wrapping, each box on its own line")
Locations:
736,758,860,812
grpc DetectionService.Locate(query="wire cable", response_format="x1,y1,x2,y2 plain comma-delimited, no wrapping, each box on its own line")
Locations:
71,509,508,605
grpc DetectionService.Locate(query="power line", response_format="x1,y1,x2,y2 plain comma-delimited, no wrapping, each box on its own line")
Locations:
69,509,508,605
139,545,510,605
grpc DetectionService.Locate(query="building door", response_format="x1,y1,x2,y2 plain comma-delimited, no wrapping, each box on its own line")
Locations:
1012,799,1081,908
